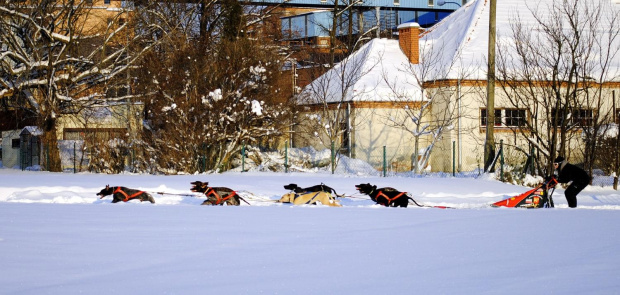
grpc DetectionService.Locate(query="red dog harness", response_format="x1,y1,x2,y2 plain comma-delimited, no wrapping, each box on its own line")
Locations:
114,186,146,202
376,191,406,205
205,187,237,205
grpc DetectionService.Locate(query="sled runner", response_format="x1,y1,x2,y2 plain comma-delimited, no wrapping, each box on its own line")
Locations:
492,176,558,208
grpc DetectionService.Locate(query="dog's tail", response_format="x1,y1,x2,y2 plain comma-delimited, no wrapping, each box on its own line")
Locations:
329,188,342,198
318,183,342,198
238,195,251,206
407,196,425,207
406,193,425,208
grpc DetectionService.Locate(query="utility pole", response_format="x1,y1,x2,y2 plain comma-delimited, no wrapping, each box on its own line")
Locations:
330,0,339,67
484,0,497,172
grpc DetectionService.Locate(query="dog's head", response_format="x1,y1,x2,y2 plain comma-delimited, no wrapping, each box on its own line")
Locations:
97,185,114,199
283,183,299,191
191,181,209,193
355,183,375,195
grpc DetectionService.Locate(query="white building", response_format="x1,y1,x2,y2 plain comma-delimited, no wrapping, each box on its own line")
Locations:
296,0,620,173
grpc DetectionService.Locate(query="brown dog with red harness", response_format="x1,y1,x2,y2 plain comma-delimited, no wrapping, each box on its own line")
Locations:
97,185,155,203
190,181,250,206
355,183,417,208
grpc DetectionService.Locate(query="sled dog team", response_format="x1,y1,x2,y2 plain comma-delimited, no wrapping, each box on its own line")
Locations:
97,157,592,209
96,182,421,208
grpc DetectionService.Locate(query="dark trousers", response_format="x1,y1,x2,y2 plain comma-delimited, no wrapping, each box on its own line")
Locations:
564,182,588,208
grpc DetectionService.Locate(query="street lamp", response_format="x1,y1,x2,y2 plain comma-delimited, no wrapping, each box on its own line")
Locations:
437,0,462,7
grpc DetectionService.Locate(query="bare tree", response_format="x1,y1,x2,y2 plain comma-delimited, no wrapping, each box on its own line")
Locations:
0,0,163,171
133,1,290,173
381,39,473,174
496,0,620,176
295,38,380,165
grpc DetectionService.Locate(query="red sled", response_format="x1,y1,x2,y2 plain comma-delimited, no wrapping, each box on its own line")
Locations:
492,176,558,208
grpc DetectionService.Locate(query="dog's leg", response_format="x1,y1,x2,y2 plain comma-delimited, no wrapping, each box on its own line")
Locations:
201,199,215,205
226,196,241,206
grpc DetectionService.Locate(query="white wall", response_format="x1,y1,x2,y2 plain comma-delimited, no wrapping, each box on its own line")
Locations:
1,130,21,169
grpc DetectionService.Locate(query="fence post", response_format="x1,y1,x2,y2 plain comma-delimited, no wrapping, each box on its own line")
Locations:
452,141,456,177
131,148,135,173
202,143,206,173
500,139,504,182
383,146,387,177
46,144,50,172
241,144,246,172
530,145,534,175
73,142,77,173
331,141,335,174
285,140,289,173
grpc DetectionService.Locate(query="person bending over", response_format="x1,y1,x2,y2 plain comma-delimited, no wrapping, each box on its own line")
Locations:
553,156,591,208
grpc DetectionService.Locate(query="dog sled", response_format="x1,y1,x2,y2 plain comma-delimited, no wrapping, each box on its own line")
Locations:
491,176,558,208
279,183,342,207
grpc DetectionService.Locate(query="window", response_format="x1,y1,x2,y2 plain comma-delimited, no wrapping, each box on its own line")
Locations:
428,0,434,6
105,0,111,4
505,109,527,127
63,128,127,142
12,139,20,148
552,108,594,127
615,108,620,124
340,122,350,153
480,109,502,127
573,109,593,127
481,108,528,128
394,0,400,5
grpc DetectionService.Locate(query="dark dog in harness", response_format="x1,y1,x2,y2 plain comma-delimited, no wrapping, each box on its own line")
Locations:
96,185,155,203
190,181,250,206
355,183,417,208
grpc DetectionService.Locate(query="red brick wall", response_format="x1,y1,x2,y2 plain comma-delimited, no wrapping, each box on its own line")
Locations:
397,24,420,64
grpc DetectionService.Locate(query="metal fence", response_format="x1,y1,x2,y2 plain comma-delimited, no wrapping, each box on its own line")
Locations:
41,139,619,189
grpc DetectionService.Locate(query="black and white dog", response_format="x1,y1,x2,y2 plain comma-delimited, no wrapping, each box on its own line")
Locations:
283,183,340,197
96,185,155,203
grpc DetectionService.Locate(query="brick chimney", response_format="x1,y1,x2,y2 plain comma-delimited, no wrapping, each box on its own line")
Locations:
397,22,420,64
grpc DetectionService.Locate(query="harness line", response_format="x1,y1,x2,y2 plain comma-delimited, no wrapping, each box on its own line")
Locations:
154,191,201,197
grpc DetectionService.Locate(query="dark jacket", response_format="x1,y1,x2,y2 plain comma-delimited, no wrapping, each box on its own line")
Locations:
556,161,591,186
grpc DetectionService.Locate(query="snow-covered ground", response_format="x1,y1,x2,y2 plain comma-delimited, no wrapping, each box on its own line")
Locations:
1,168,620,294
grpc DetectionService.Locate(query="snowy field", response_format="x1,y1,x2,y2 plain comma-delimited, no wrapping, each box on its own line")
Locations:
1,168,620,294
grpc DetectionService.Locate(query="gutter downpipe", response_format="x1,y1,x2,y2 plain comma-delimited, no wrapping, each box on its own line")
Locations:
458,79,462,171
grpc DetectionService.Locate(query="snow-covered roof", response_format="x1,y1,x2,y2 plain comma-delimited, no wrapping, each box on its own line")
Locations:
20,126,43,136
301,0,620,104
300,38,421,104
423,0,620,80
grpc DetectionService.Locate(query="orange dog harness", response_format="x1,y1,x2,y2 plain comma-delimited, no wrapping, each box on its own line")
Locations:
114,186,146,202
205,187,237,205
376,191,406,205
